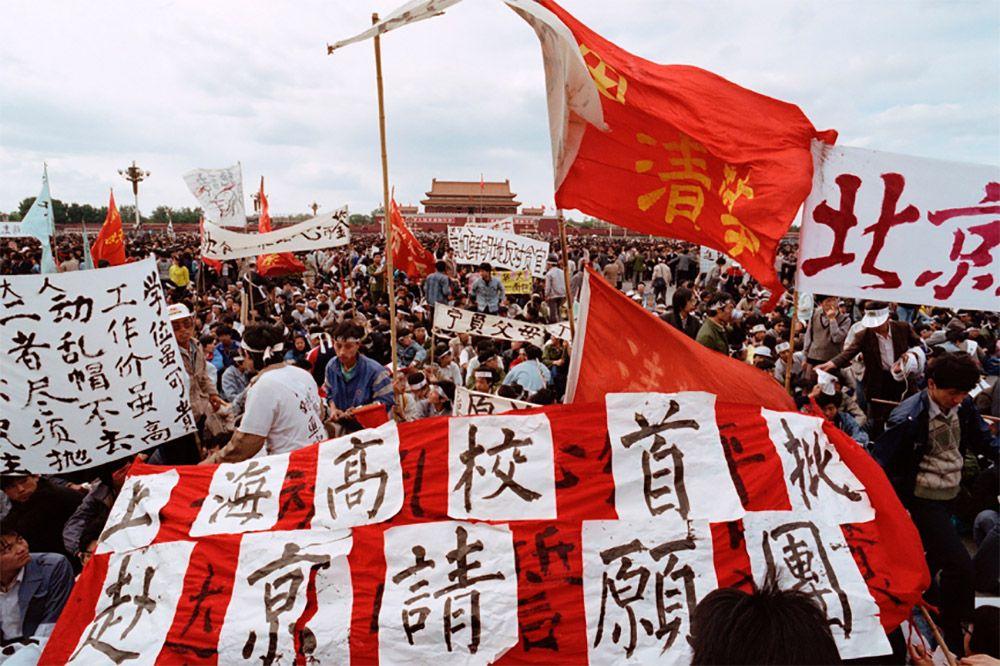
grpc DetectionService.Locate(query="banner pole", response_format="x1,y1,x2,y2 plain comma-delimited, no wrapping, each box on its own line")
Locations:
784,285,799,392
558,210,575,341
373,12,401,410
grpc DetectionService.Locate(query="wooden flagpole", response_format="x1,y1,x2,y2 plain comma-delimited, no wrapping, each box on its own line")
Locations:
373,12,401,409
784,286,799,391
557,210,575,341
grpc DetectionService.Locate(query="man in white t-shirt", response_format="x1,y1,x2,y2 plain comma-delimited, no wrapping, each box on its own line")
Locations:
203,325,326,464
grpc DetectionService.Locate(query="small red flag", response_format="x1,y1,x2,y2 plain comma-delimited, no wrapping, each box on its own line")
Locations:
91,190,128,267
536,0,835,307
566,267,796,411
389,196,434,278
256,181,305,277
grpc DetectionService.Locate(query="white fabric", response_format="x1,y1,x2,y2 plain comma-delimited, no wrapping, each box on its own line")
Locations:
0,568,24,639
240,365,326,455
201,208,350,260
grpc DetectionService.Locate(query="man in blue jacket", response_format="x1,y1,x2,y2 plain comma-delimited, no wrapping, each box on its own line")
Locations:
0,528,74,643
873,352,995,654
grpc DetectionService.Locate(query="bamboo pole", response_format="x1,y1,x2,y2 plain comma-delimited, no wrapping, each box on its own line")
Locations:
558,210,575,341
918,605,957,666
373,12,401,411
784,287,798,391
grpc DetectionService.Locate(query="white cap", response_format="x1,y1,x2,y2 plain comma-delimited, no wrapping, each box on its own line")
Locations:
167,303,192,321
775,342,790,353
815,368,838,395
860,307,890,329
754,346,773,358
750,324,767,334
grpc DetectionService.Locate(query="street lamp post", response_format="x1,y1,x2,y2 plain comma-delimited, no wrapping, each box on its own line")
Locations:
118,161,150,230
309,201,320,217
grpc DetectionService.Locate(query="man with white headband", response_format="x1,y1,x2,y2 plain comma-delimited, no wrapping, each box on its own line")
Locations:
203,324,326,463
818,300,922,434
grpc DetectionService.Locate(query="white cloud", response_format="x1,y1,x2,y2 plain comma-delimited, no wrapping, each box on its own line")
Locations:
0,0,997,218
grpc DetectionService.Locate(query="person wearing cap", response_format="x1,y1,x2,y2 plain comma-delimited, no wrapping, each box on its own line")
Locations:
470,262,505,314
696,295,734,355
819,300,922,433
750,345,775,372
773,341,806,386
873,353,994,653
424,260,452,310
803,295,851,366
324,321,395,420
169,303,227,442
203,324,326,463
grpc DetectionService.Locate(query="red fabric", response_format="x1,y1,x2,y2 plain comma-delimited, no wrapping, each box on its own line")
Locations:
256,184,305,277
90,191,127,266
538,0,836,307
570,267,796,411
199,217,223,274
41,399,926,664
353,402,390,429
389,197,434,278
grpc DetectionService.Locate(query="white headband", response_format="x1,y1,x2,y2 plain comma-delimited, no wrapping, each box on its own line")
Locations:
408,378,427,391
241,340,284,361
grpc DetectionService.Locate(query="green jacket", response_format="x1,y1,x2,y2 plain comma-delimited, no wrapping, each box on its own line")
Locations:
696,318,729,355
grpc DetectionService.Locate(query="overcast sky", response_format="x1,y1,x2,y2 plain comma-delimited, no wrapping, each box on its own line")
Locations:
1,0,997,218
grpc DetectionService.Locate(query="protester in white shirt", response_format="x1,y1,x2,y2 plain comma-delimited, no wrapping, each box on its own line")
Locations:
203,325,326,463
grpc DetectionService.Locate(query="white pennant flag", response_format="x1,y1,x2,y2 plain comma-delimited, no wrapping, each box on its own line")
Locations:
182,163,247,228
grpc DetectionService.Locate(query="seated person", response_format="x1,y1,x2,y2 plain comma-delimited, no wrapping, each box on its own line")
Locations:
0,527,74,643
1,476,83,570
809,383,870,448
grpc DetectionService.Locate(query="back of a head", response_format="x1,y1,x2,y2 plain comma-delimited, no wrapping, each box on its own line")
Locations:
926,351,980,391
970,605,1000,658
690,582,840,665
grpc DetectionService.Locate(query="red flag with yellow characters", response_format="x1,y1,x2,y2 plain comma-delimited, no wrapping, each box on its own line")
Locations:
534,0,836,306
91,190,127,267
256,181,305,277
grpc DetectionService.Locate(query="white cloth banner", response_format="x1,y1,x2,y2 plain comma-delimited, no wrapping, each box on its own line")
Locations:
452,387,537,416
0,222,32,237
448,226,550,278
466,216,515,233
433,304,549,347
182,163,248,228
0,257,196,475
547,321,572,342
796,141,1000,311
201,208,350,260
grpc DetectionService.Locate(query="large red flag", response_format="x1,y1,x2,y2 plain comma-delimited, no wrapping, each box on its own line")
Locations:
531,0,835,307
566,267,796,411
389,196,434,278
90,190,127,267
256,182,305,277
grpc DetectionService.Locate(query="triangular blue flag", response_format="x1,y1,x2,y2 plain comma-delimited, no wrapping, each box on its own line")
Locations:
21,165,57,273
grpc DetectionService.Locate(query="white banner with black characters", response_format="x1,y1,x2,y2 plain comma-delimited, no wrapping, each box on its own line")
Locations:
452,387,537,416
182,163,248,228
432,304,548,347
0,257,196,475
448,226,550,278
200,207,351,260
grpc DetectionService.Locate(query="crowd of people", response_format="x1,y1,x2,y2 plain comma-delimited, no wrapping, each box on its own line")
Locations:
0,227,997,663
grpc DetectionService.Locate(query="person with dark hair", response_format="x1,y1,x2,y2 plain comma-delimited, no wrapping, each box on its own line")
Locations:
873,352,995,654
810,385,870,447
0,527,74,643
323,321,395,421
502,344,549,396
203,324,326,463
1,475,83,569
470,262,505,314
663,287,701,339
690,581,841,665
424,260,452,310
696,295,734,354
908,604,1000,665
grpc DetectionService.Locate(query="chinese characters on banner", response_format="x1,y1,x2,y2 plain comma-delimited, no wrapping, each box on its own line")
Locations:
743,512,892,659
583,519,718,665
0,257,196,475
43,394,922,664
797,142,999,310
217,530,353,665
200,208,350,261
379,521,518,665
432,303,549,347
448,226,551,278
452,386,538,416
606,392,744,522
498,269,533,295
182,163,248,228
